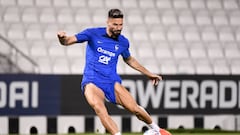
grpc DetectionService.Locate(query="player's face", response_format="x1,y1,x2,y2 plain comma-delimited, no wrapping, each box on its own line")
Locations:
107,18,123,38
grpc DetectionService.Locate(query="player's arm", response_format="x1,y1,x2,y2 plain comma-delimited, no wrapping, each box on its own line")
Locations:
124,56,162,85
57,31,77,46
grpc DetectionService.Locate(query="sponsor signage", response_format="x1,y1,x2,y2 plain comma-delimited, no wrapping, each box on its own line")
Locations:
0,74,239,115
120,75,240,115
0,74,61,115
60,75,94,115
60,75,240,115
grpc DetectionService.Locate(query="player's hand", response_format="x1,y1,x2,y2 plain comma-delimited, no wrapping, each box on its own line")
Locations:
149,74,162,86
57,31,66,39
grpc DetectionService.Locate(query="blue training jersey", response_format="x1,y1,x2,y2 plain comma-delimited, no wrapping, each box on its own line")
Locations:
75,27,131,83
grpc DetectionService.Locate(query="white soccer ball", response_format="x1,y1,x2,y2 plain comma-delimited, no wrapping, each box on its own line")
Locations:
143,129,159,135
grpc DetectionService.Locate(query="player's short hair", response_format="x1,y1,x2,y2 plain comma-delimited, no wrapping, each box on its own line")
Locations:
108,9,124,18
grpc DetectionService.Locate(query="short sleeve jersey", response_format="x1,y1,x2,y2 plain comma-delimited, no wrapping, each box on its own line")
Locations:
75,27,131,84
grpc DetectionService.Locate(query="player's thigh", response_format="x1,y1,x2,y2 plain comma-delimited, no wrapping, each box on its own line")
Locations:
114,82,138,111
84,83,105,108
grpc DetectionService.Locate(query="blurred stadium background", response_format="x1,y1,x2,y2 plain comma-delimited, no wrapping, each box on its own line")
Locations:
0,0,240,134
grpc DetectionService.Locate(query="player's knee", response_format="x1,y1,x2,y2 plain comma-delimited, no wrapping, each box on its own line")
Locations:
91,102,105,114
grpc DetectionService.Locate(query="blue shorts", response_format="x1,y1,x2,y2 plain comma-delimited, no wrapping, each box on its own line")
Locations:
81,81,118,104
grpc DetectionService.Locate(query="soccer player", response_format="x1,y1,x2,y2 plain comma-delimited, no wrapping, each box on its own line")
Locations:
57,9,164,135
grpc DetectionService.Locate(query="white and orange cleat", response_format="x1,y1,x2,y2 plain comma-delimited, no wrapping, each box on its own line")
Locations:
143,128,171,135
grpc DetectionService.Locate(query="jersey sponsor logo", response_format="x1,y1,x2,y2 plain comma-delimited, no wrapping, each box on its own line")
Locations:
97,47,115,57
97,47,116,65
98,55,111,64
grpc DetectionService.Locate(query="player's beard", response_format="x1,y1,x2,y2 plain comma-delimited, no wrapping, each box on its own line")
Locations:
110,29,121,39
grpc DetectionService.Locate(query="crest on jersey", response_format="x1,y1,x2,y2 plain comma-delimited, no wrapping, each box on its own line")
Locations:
115,44,119,51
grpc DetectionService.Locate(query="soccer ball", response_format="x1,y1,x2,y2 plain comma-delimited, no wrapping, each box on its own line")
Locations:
160,128,172,135
143,129,172,135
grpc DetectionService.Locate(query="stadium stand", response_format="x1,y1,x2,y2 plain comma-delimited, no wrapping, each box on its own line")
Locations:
0,0,239,74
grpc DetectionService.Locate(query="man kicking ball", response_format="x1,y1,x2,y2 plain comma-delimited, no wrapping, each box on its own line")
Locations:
57,8,171,135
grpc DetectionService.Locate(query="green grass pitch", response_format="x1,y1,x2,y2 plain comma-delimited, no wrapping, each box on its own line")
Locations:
11,132,240,135
69,132,240,135
68,133,240,135
71,129,240,135
13,129,240,135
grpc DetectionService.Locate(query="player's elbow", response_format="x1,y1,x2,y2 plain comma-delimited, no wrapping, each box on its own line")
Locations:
123,56,132,64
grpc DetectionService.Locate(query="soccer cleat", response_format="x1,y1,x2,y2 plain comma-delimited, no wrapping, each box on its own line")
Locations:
143,129,159,135
143,128,171,135
159,128,172,135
